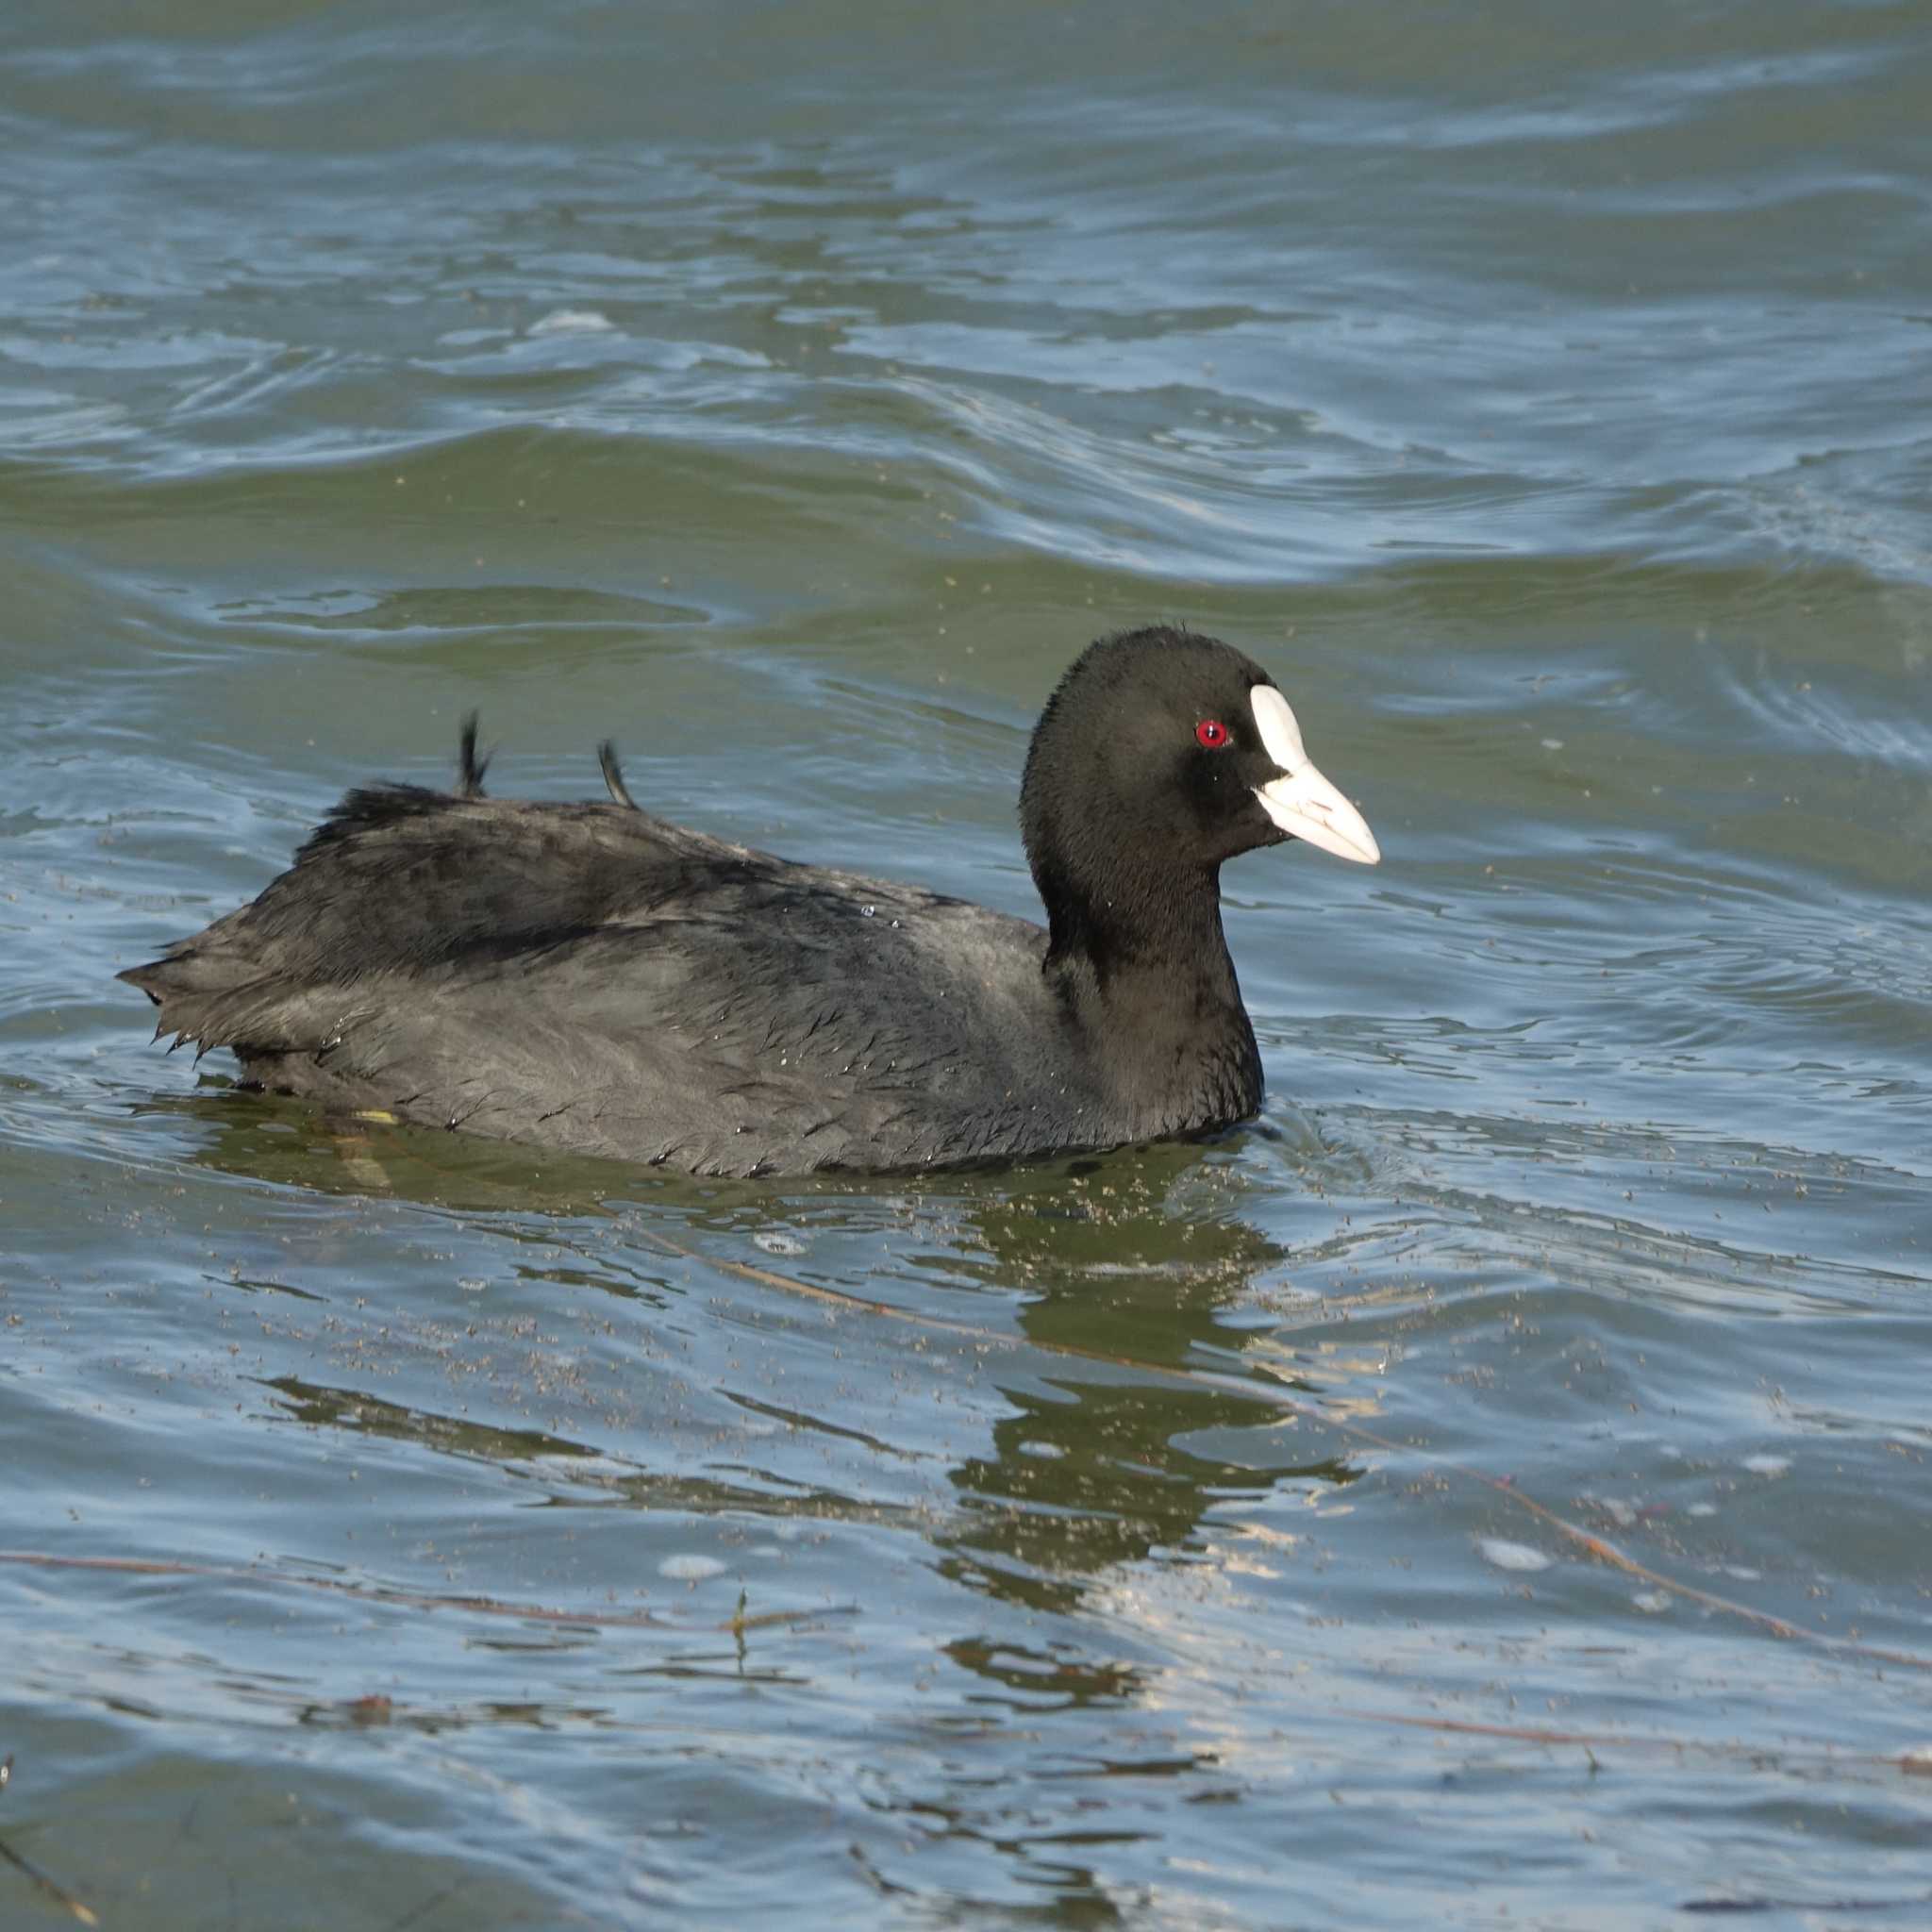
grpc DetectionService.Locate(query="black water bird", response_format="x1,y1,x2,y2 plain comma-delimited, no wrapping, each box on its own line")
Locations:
121,626,1380,1175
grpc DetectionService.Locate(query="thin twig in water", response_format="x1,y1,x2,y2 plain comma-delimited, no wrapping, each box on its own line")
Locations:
0,1755,99,1925
0,1551,854,1636
383,1876,471,1931
1680,1890,1932,1916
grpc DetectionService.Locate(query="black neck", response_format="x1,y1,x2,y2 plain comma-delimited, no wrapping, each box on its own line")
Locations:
1040,861,1263,1133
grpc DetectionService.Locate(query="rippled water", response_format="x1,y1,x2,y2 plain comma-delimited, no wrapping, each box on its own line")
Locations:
4,2,1930,1925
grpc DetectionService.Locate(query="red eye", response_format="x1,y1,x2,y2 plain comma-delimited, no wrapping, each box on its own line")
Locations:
1195,718,1230,750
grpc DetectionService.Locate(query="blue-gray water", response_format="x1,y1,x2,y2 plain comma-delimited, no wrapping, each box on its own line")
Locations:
4,3,1930,1926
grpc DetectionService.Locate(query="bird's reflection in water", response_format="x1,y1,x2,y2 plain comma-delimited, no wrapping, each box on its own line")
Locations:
163,1085,1368,1640
932,1147,1360,1616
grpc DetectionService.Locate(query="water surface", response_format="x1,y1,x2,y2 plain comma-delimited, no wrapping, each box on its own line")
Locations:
3,2,1930,1925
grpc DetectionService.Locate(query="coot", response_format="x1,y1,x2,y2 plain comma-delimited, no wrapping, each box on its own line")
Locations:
122,626,1379,1175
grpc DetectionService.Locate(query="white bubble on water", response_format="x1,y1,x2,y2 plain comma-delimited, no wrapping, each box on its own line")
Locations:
1477,1538,1551,1573
659,1554,728,1583
529,308,617,335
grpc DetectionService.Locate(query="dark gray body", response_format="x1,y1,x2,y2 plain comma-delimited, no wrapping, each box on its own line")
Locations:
123,783,1259,1175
